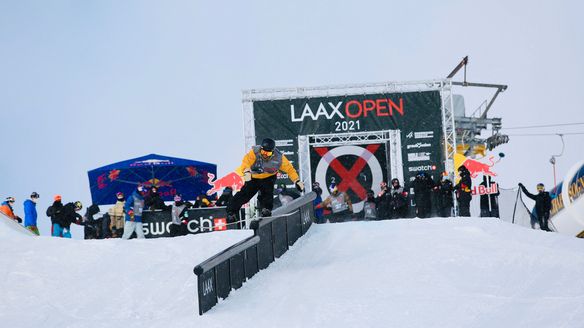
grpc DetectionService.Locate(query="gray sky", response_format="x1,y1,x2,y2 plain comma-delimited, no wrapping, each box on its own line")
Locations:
1,0,583,215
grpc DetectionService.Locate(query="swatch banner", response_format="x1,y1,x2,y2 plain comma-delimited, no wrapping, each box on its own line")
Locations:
141,207,244,238
253,90,445,187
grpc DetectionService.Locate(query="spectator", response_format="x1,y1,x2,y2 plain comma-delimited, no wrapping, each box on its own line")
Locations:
82,204,101,239
375,181,392,219
46,195,64,237
480,177,500,218
23,192,40,235
215,187,233,207
59,201,83,238
108,192,126,237
145,186,167,211
227,138,303,220
436,178,454,217
193,194,213,208
389,178,408,219
273,183,297,209
318,183,352,223
1,196,22,223
363,190,377,220
312,182,324,224
413,172,435,218
170,194,189,237
122,185,147,239
455,165,472,217
519,182,552,231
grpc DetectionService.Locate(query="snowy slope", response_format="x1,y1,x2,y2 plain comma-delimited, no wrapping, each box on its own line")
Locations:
2,218,584,328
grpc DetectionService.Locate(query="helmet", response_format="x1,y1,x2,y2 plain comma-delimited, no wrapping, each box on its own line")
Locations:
6,196,15,203
116,192,124,198
329,183,338,193
74,201,83,211
260,138,276,152
31,192,40,199
54,195,62,202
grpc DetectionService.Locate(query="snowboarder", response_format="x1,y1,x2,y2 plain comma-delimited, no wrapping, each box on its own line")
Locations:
227,138,304,220
436,178,454,217
317,183,353,223
389,178,408,219
413,172,435,218
1,196,22,223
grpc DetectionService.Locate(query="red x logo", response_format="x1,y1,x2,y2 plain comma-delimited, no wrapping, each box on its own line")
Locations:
314,144,380,200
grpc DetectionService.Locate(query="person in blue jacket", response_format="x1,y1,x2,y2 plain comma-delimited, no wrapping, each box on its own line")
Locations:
312,182,324,224
122,185,147,239
23,192,40,235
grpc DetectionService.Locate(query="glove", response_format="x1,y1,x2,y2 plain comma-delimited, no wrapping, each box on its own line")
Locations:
518,183,523,187
295,180,304,192
243,170,252,182
128,210,135,221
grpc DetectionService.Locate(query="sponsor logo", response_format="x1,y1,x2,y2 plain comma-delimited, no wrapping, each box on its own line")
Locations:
207,172,244,195
407,152,431,162
213,218,227,231
202,278,214,296
408,165,437,172
461,156,497,178
406,132,413,139
471,183,499,196
290,98,404,122
130,159,173,167
414,131,434,139
406,142,431,149
276,139,294,147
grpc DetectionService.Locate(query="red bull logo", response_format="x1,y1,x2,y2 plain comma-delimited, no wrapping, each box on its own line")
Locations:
144,178,173,188
207,172,244,196
455,154,498,179
462,156,497,178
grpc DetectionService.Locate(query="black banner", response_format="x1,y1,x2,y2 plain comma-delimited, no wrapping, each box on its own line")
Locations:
141,207,243,238
253,91,445,189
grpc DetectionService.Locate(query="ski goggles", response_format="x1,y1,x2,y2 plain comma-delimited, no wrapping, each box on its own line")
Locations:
260,149,273,157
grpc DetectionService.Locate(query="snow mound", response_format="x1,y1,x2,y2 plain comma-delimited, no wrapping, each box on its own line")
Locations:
2,218,584,328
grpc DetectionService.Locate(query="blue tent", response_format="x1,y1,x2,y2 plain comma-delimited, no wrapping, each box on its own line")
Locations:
88,154,216,205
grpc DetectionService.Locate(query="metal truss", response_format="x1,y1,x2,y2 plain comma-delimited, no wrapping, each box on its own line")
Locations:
242,79,446,102
308,130,393,147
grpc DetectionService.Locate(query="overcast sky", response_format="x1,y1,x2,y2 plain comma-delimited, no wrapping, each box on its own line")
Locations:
1,0,583,215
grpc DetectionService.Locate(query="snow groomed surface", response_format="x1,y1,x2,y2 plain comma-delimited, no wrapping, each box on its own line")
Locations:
2,218,584,327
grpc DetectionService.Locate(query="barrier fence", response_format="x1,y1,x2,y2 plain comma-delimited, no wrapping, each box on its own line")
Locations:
193,192,316,315
141,207,245,238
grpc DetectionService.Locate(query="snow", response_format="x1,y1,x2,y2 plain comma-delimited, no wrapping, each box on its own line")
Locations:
2,218,584,327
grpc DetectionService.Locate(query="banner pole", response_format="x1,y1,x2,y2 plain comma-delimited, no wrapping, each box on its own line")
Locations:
512,187,520,224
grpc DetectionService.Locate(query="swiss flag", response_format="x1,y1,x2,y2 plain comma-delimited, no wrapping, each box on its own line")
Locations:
214,218,227,231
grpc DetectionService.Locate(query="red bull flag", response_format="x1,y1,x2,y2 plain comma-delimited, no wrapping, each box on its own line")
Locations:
88,154,216,205
207,172,245,196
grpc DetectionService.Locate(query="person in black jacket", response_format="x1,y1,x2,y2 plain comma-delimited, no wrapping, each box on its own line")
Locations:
60,201,83,238
46,195,64,237
455,165,472,217
145,186,168,210
480,177,500,217
413,172,435,218
389,178,408,219
519,182,552,231
436,178,454,217
375,181,392,220
215,187,233,207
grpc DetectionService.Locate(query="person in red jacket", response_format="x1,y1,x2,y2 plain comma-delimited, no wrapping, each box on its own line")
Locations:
0,196,22,223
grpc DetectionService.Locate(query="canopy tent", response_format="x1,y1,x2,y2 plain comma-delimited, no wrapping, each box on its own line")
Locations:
88,154,216,205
